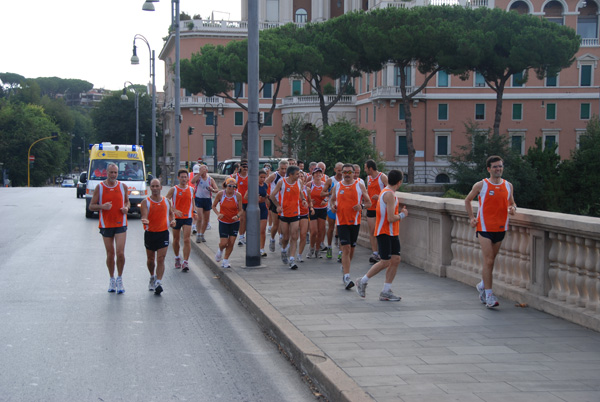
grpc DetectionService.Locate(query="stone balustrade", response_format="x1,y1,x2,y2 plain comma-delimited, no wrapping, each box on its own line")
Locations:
211,174,600,331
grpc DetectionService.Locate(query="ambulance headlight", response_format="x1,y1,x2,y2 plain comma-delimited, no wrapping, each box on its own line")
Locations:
130,190,140,196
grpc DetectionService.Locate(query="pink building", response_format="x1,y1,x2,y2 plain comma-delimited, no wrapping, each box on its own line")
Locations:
159,0,599,183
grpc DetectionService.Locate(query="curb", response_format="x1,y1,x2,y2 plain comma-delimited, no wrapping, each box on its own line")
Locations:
192,240,375,402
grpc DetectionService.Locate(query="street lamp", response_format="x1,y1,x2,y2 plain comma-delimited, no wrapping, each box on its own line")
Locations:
204,102,223,172
143,0,181,183
121,81,140,145
131,33,156,177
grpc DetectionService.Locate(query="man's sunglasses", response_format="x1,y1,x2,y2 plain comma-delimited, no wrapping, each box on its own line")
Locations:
342,170,354,174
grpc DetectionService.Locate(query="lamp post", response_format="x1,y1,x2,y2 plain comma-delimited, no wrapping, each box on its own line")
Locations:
121,81,140,145
131,33,156,177
143,0,180,183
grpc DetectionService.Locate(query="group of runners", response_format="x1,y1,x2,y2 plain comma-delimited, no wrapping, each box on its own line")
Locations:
91,155,516,308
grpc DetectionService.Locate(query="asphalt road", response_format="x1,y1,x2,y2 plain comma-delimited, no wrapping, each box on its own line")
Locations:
0,187,316,402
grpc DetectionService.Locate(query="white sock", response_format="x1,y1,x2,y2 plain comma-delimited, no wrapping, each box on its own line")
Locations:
344,273,350,280
373,251,379,256
361,275,369,284
155,279,161,285
223,259,229,264
383,283,392,293
485,289,493,298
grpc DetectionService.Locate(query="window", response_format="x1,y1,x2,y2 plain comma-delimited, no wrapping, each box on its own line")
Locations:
398,104,405,121
394,66,411,87
475,72,486,87
373,106,376,122
266,0,279,21
263,83,272,98
546,74,557,87
263,139,273,157
397,135,408,155
438,104,448,120
435,174,450,183
366,107,369,123
436,135,449,156
581,65,592,86
292,80,302,96
295,8,307,23
543,134,558,152
373,71,378,89
205,139,215,156
581,103,591,119
512,71,525,87
475,103,485,120
511,135,523,154
358,108,361,124
234,111,244,126
264,112,273,126
438,70,449,87
546,103,556,120
366,73,370,92
234,139,242,156
205,111,214,126
234,82,244,98
578,15,598,39
512,103,523,120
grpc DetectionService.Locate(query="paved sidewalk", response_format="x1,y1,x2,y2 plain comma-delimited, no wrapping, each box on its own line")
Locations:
191,212,600,402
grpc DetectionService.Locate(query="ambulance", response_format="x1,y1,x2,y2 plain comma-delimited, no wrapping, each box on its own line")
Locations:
81,143,150,218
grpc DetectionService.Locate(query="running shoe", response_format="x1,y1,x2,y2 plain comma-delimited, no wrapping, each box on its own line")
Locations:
116,277,125,294
182,261,189,272
261,250,267,257
269,239,276,252
297,254,304,263
267,226,271,233
281,249,288,264
476,282,486,304
355,278,367,298
206,223,211,230
337,251,342,263
289,257,298,270
238,236,246,246
379,290,401,301
320,245,328,252
486,294,500,308
306,247,315,259
221,260,231,269
148,276,156,291
108,277,117,293
175,258,182,269
200,234,206,242
326,247,332,259
369,253,381,264
154,281,163,295
196,234,202,243
215,249,223,262
343,276,355,290
192,225,197,234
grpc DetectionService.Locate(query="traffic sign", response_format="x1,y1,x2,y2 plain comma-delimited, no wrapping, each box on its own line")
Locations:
29,155,35,162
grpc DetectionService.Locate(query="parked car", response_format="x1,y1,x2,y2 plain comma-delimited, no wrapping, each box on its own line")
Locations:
217,158,283,175
76,172,86,198
61,178,75,188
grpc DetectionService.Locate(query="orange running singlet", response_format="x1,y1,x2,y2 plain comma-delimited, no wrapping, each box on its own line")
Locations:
335,180,363,226
218,194,239,223
477,178,511,232
367,172,385,212
145,196,170,232
172,185,194,219
279,178,301,218
235,173,249,205
98,181,127,228
310,182,326,210
374,188,399,236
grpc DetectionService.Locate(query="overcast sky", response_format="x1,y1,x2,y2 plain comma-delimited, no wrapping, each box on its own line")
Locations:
1,0,241,91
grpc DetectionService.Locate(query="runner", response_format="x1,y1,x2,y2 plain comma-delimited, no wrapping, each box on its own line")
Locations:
355,169,407,301
191,164,218,243
365,159,388,264
329,163,371,290
307,166,327,259
166,169,194,272
266,160,289,253
212,177,243,269
141,179,176,295
234,161,249,246
88,163,130,294
321,162,343,260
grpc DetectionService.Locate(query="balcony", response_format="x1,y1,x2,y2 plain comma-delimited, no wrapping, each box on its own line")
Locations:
581,37,600,47
374,0,493,10
370,86,417,99
281,94,356,106
178,96,225,107
182,19,305,35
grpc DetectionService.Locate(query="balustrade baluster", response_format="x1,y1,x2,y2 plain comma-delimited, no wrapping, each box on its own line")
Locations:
518,227,530,289
556,234,569,301
565,235,579,305
575,237,588,308
548,232,560,299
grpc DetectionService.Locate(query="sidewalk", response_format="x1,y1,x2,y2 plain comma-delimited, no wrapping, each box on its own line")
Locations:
191,211,600,402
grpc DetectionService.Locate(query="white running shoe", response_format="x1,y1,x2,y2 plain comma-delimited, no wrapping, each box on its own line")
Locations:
148,276,156,291
116,277,125,294
108,278,117,293
476,282,486,304
206,223,211,230
215,249,223,262
486,293,499,308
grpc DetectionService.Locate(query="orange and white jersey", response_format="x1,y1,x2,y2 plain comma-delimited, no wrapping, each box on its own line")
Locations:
172,185,194,219
235,173,249,204
477,178,511,232
309,181,326,209
279,178,301,218
367,172,385,211
218,193,239,224
144,196,170,232
374,188,399,236
98,181,127,228
334,180,363,226
299,187,309,216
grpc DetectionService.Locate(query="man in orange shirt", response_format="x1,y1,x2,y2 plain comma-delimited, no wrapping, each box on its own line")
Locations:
365,159,388,264
141,179,176,295
464,155,517,308
166,169,195,272
89,163,130,294
270,165,308,270
355,169,407,301
234,161,249,246
329,163,371,290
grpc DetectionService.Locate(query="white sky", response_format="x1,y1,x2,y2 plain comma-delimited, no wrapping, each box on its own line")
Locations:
1,0,241,91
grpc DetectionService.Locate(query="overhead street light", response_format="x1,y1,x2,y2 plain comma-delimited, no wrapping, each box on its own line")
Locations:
121,81,140,145
143,0,181,182
130,33,157,177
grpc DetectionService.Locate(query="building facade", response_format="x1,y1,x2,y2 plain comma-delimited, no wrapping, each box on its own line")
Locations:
159,0,599,183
